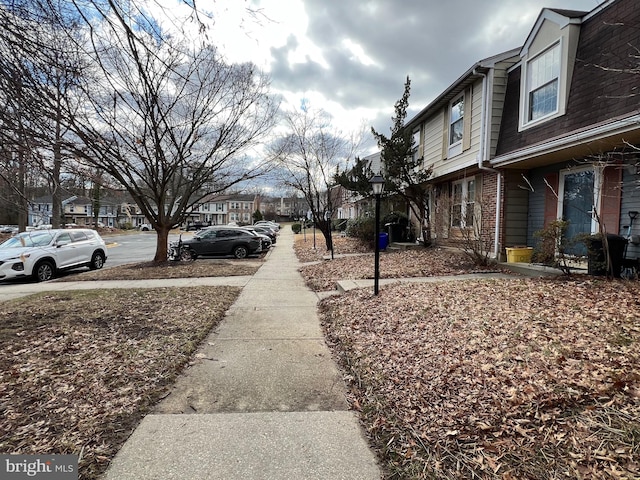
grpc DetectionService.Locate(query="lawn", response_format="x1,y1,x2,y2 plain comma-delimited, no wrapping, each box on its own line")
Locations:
0,286,240,480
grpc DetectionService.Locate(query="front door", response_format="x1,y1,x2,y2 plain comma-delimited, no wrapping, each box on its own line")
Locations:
558,168,598,255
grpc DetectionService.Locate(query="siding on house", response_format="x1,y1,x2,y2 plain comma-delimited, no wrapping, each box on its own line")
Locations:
487,59,515,158
502,170,530,248
496,1,640,156
428,80,483,178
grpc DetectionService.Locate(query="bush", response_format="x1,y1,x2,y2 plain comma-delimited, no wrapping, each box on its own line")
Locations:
532,220,575,275
345,216,376,247
291,223,302,234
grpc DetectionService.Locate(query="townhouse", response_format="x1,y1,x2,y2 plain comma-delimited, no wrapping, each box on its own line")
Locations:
492,0,640,258
404,0,640,261
406,49,519,256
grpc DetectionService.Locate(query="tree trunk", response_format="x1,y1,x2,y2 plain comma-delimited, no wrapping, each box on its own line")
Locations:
18,148,27,231
153,226,170,262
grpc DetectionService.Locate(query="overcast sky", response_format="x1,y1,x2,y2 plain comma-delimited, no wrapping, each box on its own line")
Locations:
199,0,605,153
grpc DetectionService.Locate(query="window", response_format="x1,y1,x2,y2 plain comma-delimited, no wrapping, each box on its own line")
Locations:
69,231,88,242
526,43,560,122
412,129,421,163
451,179,475,228
449,97,464,146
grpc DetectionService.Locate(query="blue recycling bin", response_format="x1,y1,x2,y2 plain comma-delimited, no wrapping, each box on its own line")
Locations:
378,232,389,250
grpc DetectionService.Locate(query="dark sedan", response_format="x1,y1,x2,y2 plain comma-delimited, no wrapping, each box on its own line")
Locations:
181,226,262,259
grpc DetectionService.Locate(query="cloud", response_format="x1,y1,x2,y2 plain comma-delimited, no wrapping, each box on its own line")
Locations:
206,0,603,149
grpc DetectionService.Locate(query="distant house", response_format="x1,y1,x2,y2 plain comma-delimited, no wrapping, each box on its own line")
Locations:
188,194,258,226
335,152,382,221
30,190,150,229
29,194,94,227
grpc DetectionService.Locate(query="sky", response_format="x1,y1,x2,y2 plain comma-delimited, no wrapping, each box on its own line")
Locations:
197,0,606,154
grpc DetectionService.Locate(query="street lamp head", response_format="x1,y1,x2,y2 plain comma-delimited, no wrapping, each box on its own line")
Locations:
369,173,385,196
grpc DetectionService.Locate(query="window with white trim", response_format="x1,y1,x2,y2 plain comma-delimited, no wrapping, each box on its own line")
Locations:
449,96,464,146
526,43,560,123
451,179,475,228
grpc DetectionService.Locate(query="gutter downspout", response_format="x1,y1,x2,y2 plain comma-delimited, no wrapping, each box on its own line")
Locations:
474,68,502,259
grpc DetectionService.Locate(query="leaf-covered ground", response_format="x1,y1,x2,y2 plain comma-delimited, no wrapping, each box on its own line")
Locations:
0,286,240,480
295,235,504,291
319,278,640,479
55,259,262,281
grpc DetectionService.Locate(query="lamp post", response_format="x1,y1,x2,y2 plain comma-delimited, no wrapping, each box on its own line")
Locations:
369,173,385,295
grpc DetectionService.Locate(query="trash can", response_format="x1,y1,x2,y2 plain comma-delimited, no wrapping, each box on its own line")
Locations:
585,234,627,277
385,223,406,243
378,232,389,250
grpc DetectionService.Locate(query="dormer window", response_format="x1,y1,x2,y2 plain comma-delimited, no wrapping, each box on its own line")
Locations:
527,43,560,122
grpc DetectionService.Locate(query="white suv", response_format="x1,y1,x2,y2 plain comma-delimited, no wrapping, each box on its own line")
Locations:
0,229,108,282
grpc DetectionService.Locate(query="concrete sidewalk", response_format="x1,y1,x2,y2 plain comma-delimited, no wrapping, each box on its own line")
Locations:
102,228,382,479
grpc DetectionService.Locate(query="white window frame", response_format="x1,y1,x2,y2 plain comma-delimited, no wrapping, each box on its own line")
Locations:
521,41,562,129
451,178,475,228
448,95,464,157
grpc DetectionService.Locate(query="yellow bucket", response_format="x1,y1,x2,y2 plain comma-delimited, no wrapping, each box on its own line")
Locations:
506,247,533,263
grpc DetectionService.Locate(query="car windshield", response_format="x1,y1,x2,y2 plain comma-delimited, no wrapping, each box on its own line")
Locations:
0,231,55,248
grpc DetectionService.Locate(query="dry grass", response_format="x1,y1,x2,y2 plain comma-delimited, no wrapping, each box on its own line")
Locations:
295,234,506,291
0,286,241,480
55,259,262,281
317,273,640,478
294,233,639,479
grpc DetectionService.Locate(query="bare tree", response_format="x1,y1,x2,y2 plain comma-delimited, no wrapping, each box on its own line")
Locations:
0,0,88,228
33,2,278,261
268,103,360,253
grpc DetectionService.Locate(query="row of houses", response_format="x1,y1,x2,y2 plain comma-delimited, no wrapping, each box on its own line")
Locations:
29,192,308,228
340,0,640,260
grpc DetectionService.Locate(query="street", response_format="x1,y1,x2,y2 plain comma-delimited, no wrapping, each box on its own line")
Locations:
104,231,188,267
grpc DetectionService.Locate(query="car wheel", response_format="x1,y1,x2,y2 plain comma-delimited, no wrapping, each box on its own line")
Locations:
180,248,195,262
233,245,249,259
34,260,55,282
90,251,105,270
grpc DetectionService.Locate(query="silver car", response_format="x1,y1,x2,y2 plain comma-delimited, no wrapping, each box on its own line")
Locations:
0,229,108,282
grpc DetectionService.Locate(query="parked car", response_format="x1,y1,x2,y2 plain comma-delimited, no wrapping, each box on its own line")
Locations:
246,225,277,244
253,232,272,251
139,223,152,231
184,221,210,231
180,226,262,259
0,228,108,282
0,225,18,234
254,220,280,231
